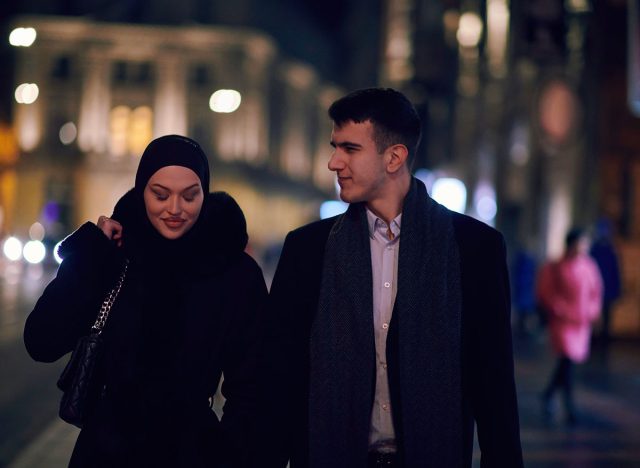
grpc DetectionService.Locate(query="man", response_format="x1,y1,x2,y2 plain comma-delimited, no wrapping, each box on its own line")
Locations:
264,88,523,467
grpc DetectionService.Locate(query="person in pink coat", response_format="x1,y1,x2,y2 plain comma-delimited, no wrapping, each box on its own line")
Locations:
537,227,603,424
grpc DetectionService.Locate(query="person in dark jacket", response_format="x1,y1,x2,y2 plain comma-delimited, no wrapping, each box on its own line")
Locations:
262,88,523,467
24,135,267,467
589,218,622,344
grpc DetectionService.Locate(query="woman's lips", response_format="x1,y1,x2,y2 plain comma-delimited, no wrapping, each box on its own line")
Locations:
162,218,186,228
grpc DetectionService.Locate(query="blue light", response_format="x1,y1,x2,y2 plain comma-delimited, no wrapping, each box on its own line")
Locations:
320,200,348,219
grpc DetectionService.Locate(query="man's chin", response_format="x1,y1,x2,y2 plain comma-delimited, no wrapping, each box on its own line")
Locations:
339,193,354,204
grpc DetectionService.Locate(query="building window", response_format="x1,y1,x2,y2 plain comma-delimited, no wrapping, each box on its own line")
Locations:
190,64,211,87
51,56,71,80
135,62,153,84
112,61,155,86
112,61,128,84
109,105,153,158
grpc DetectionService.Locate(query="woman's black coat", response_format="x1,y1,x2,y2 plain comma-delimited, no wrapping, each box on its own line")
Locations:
24,192,267,467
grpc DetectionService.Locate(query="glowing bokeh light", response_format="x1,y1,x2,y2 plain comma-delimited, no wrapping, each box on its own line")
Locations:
457,12,483,48
3,237,23,261
59,122,77,145
209,90,242,113
29,222,45,241
320,200,348,219
9,27,36,47
23,240,46,264
15,83,39,104
431,178,467,213
54,240,64,264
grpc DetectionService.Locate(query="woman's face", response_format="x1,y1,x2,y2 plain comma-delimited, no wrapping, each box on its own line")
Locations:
143,165,204,239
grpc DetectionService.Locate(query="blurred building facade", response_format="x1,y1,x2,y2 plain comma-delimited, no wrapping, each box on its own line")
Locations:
378,0,640,337
6,15,342,256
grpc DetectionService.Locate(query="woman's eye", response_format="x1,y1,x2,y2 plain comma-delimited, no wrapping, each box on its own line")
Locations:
184,191,200,202
153,193,168,201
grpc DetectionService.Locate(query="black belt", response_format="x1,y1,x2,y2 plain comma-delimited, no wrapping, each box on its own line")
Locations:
367,450,398,467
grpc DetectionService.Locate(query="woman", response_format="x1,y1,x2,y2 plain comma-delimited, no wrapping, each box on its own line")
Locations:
537,227,603,424
24,135,267,467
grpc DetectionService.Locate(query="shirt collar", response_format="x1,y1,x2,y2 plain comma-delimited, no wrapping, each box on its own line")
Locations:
366,208,402,240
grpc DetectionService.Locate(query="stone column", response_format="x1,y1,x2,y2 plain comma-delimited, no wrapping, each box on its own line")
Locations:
240,36,275,164
77,48,111,155
14,47,44,153
153,53,187,137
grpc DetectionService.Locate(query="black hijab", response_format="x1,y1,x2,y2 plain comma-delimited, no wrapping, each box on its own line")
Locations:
109,135,214,417
134,134,210,195
113,134,210,268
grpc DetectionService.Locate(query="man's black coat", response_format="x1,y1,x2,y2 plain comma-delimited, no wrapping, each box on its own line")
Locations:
263,210,523,467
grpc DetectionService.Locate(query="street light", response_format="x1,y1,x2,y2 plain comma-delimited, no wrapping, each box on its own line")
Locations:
457,12,483,48
9,27,36,47
209,89,242,113
3,237,23,261
23,240,46,264
15,83,39,104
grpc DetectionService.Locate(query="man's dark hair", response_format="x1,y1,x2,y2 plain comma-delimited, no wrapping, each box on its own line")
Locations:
328,88,422,166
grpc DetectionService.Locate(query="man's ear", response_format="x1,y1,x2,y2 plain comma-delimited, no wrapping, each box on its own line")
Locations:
385,144,409,173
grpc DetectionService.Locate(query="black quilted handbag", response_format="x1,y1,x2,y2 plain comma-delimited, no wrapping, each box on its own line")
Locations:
57,260,128,428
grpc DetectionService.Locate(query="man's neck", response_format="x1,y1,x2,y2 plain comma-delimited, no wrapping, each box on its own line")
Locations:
366,175,411,225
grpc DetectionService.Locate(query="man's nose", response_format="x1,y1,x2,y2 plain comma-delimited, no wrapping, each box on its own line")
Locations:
328,151,342,171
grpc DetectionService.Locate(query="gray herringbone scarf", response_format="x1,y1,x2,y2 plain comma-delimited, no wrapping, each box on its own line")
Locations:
309,178,463,468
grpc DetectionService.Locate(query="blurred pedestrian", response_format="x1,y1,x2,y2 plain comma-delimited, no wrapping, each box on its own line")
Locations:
24,135,267,467
511,242,538,336
590,218,622,344
263,88,523,467
537,227,603,424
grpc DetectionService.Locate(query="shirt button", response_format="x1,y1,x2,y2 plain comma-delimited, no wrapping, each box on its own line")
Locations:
384,282,391,288
382,323,389,330
382,404,389,411
382,364,387,370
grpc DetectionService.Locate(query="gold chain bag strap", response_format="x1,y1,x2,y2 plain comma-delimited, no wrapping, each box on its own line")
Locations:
57,260,129,428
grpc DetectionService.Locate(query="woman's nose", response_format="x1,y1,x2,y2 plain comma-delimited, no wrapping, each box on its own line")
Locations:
168,196,182,214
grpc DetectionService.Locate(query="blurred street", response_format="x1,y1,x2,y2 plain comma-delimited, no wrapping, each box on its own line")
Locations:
0,262,65,467
0,262,639,467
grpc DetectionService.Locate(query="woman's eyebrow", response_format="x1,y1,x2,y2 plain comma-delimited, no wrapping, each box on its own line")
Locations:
149,183,200,192
181,184,201,193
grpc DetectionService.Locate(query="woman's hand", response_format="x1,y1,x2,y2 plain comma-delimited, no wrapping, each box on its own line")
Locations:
97,216,123,247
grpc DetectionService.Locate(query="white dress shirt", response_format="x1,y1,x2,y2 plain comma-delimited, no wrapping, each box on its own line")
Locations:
366,208,401,451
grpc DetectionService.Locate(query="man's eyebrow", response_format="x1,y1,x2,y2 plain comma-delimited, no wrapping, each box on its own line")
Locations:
330,141,362,149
